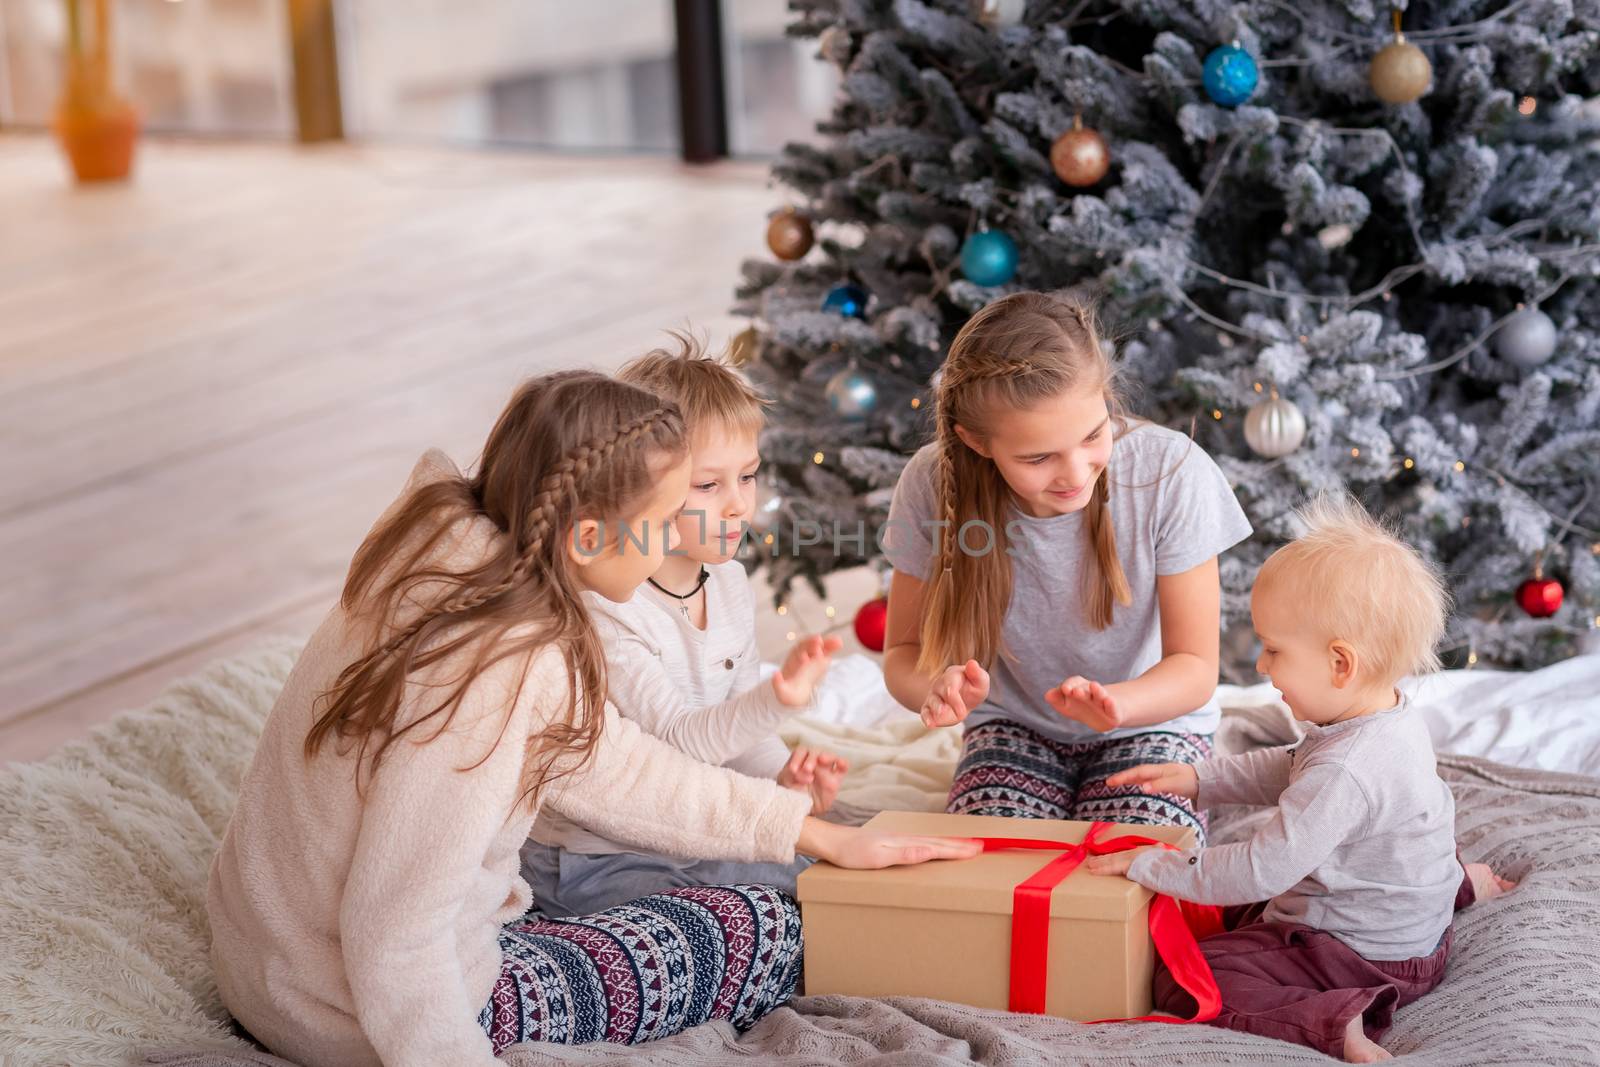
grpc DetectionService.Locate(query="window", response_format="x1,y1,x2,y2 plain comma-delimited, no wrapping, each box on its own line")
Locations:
723,0,837,157
335,0,679,151
0,0,294,135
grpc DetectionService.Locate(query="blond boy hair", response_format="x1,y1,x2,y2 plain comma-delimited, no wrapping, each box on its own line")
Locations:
617,332,768,441
1258,493,1451,681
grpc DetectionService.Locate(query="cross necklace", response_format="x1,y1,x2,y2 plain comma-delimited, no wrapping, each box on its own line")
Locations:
647,566,710,620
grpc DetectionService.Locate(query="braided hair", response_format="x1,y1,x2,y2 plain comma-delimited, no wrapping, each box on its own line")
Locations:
306,371,686,807
916,292,1134,678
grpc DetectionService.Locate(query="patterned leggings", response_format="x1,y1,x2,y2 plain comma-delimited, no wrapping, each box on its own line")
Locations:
478,883,802,1050
947,720,1212,844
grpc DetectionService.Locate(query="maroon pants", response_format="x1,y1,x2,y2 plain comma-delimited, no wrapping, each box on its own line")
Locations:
1154,868,1477,1058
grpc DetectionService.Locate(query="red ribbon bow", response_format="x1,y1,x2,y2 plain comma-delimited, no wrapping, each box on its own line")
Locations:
967,821,1223,1024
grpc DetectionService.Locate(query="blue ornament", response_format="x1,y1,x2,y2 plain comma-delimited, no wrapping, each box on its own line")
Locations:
822,283,869,319
960,228,1019,287
1202,44,1258,108
825,367,879,420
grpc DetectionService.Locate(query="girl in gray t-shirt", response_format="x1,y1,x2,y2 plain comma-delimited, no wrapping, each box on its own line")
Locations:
881,292,1251,842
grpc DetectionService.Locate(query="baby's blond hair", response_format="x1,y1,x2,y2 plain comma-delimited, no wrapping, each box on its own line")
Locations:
616,331,768,441
1258,493,1451,682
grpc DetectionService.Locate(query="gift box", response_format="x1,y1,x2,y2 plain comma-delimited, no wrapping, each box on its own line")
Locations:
796,811,1197,1021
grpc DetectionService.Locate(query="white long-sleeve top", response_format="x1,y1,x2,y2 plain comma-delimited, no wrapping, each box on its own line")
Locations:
206,452,811,1067
1126,702,1461,960
532,559,801,856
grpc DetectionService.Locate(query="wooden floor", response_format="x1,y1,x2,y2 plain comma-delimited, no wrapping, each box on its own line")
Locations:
0,133,876,764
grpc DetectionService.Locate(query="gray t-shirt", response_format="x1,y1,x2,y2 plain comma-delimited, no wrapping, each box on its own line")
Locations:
882,422,1252,743
1129,702,1461,960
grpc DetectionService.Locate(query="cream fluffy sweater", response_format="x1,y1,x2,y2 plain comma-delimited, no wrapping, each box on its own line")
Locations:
206,451,811,1067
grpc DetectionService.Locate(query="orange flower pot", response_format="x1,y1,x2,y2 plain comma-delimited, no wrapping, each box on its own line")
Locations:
53,0,140,186
54,87,140,183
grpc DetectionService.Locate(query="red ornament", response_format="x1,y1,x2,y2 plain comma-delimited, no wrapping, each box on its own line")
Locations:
1516,576,1564,618
853,596,889,652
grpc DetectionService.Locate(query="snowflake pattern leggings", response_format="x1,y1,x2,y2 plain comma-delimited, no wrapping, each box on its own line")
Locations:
947,719,1212,844
478,883,802,1049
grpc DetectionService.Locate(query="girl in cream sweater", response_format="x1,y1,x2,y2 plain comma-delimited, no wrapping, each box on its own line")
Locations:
206,370,977,1067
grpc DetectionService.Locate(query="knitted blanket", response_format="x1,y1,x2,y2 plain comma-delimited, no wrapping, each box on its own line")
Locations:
1,638,1595,1066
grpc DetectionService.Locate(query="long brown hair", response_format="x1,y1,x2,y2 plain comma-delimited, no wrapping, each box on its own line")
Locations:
305,370,686,808
916,292,1133,677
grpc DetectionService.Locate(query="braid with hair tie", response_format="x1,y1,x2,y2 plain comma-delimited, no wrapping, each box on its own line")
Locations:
367,407,672,663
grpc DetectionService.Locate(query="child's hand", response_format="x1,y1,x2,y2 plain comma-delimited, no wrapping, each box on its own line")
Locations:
1104,761,1199,801
921,660,990,728
1085,846,1160,878
771,635,845,708
1046,676,1124,732
777,746,850,815
1464,862,1518,902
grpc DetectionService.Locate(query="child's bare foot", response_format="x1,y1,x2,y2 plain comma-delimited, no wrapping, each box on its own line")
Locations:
1342,1015,1392,1062
1465,861,1518,902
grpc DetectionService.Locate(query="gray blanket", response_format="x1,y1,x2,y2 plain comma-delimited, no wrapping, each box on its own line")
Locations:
148,756,1600,1067
3,640,1594,1067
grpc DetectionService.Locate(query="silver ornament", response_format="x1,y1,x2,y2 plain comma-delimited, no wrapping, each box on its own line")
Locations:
1244,394,1307,459
826,367,879,420
971,0,1025,28
1494,308,1558,369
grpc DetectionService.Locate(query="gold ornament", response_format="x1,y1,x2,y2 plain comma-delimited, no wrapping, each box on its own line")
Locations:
1050,114,1109,187
1370,11,1432,104
818,25,852,68
766,208,814,261
728,326,761,367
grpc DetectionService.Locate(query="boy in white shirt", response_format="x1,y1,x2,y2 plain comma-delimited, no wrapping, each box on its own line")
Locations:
1089,494,1514,1062
523,336,850,915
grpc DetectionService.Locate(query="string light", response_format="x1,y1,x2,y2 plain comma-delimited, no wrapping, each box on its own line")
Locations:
786,631,797,641
1467,650,1478,666
1351,447,1361,458
1212,409,1223,420
1519,96,1536,115
1253,382,1264,393
777,604,788,616
825,605,837,618
1454,461,1466,472
1403,457,1415,469
764,533,775,545
910,397,921,409
813,452,825,464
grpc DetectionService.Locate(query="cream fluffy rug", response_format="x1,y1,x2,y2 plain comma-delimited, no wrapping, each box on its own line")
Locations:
0,638,305,1067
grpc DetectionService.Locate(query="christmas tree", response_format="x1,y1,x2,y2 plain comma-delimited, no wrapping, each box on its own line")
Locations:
734,0,1600,677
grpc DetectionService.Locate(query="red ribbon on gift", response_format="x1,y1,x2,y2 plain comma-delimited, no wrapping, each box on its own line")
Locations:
966,821,1223,1024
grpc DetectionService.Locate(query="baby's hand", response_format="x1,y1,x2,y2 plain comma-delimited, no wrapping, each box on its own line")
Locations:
1085,845,1160,878
1045,676,1124,732
921,660,990,728
1104,761,1199,801
777,746,850,815
1464,862,1518,902
771,634,845,708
